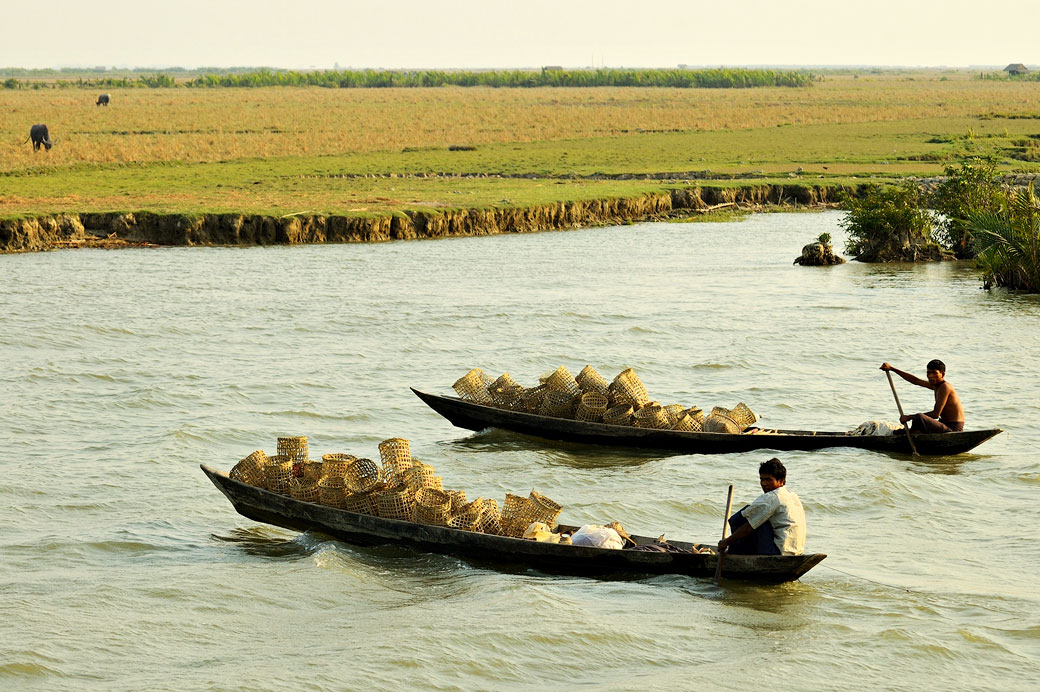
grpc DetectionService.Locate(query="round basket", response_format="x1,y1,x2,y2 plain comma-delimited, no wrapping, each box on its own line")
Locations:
611,368,651,408
730,402,758,429
289,478,320,504
529,490,563,527
538,389,575,418
345,457,382,492
470,498,503,536
575,391,608,422
543,366,580,397
301,460,323,482
500,493,533,538
277,436,309,464
446,489,468,513
453,369,493,404
489,373,524,410
521,385,547,413
317,475,347,508
703,413,741,434
576,365,609,394
448,499,481,531
263,455,294,495
320,454,354,480
673,413,703,432
663,404,685,425
633,404,671,429
602,404,634,426
343,484,382,515
378,437,413,488
685,406,705,424
414,487,452,526
377,485,416,522
230,450,268,487
403,461,442,492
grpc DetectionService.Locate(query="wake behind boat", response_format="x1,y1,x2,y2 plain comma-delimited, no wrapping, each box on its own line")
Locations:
412,388,1002,456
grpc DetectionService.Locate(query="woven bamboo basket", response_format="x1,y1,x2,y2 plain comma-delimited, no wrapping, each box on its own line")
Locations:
633,404,671,429
277,436,309,464
230,450,268,487
289,478,320,504
685,406,705,424
543,366,580,397
403,461,442,492
414,487,452,526
379,438,414,487
611,368,651,408
446,489,468,513
672,413,703,432
489,373,524,410
500,493,534,537
377,484,416,522
453,369,493,404
703,413,741,434
521,385,547,413
263,455,294,494
602,404,634,426
344,457,381,492
320,454,354,480
529,490,563,527
663,404,685,424
317,475,348,508
576,365,609,394
470,498,503,535
448,499,481,531
343,484,382,515
538,389,574,418
301,460,323,482
575,391,608,422
730,402,758,428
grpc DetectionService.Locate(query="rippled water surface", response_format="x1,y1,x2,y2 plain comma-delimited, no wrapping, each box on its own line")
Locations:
3,211,1039,691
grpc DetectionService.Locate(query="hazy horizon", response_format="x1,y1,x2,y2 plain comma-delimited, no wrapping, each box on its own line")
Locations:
3,0,1037,72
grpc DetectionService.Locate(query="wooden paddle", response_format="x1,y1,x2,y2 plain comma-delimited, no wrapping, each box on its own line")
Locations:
715,484,734,585
885,370,919,456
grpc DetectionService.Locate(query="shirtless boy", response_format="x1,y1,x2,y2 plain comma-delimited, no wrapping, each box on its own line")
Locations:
880,360,964,433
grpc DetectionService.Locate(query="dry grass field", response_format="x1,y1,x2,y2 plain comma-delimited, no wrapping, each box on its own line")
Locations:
2,72,1039,217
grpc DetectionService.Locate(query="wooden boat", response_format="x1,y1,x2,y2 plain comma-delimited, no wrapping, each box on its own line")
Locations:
412,388,1002,456
202,464,826,583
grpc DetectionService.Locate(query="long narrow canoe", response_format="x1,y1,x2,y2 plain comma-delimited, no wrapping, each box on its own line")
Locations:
202,465,826,583
412,388,1002,456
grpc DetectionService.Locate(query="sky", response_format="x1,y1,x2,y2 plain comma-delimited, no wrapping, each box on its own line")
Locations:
3,0,1038,70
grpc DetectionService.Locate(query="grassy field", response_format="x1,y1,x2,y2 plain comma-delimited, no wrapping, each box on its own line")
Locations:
3,72,1040,218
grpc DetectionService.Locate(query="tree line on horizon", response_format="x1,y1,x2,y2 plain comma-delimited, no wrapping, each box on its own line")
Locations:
1,67,814,90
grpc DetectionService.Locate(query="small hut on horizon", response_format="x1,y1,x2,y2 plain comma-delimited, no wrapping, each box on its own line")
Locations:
1004,63,1030,77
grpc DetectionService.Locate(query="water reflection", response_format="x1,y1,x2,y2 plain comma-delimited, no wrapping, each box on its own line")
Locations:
443,429,667,469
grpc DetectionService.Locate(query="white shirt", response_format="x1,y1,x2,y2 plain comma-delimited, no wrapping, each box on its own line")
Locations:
741,486,806,555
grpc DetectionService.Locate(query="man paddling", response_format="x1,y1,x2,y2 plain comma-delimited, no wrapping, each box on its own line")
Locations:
880,360,964,433
717,458,805,556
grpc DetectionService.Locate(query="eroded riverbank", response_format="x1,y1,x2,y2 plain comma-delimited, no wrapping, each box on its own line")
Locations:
0,184,843,253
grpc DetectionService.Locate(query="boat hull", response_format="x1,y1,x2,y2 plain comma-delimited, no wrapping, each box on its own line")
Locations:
202,465,825,583
412,389,1001,456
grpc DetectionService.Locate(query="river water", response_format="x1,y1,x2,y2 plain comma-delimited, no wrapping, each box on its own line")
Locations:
2,211,1038,691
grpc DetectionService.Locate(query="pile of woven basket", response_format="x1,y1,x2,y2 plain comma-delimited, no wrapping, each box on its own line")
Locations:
229,436,564,538
453,365,758,433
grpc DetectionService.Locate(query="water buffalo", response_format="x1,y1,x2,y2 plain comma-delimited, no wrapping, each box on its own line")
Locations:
25,123,52,151
96,93,110,106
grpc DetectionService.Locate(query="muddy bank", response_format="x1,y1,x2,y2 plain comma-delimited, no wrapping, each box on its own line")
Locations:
0,184,845,254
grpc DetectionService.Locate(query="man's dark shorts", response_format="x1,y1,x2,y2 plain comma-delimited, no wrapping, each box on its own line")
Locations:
909,413,964,433
726,506,781,555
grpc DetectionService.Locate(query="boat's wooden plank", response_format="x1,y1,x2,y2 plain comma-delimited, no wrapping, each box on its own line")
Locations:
411,388,1001,456
202,465,825,582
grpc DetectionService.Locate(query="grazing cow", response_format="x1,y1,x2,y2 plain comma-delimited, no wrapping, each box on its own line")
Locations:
25,123,52,151
96,93,110,106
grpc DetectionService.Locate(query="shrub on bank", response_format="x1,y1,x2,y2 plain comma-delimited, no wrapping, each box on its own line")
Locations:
840,183,949,262
968,181,1040,291
929,157,1007,259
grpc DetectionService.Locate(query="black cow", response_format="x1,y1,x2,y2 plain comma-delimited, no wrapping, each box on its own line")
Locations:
96,93,110,106
25,123,52,151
